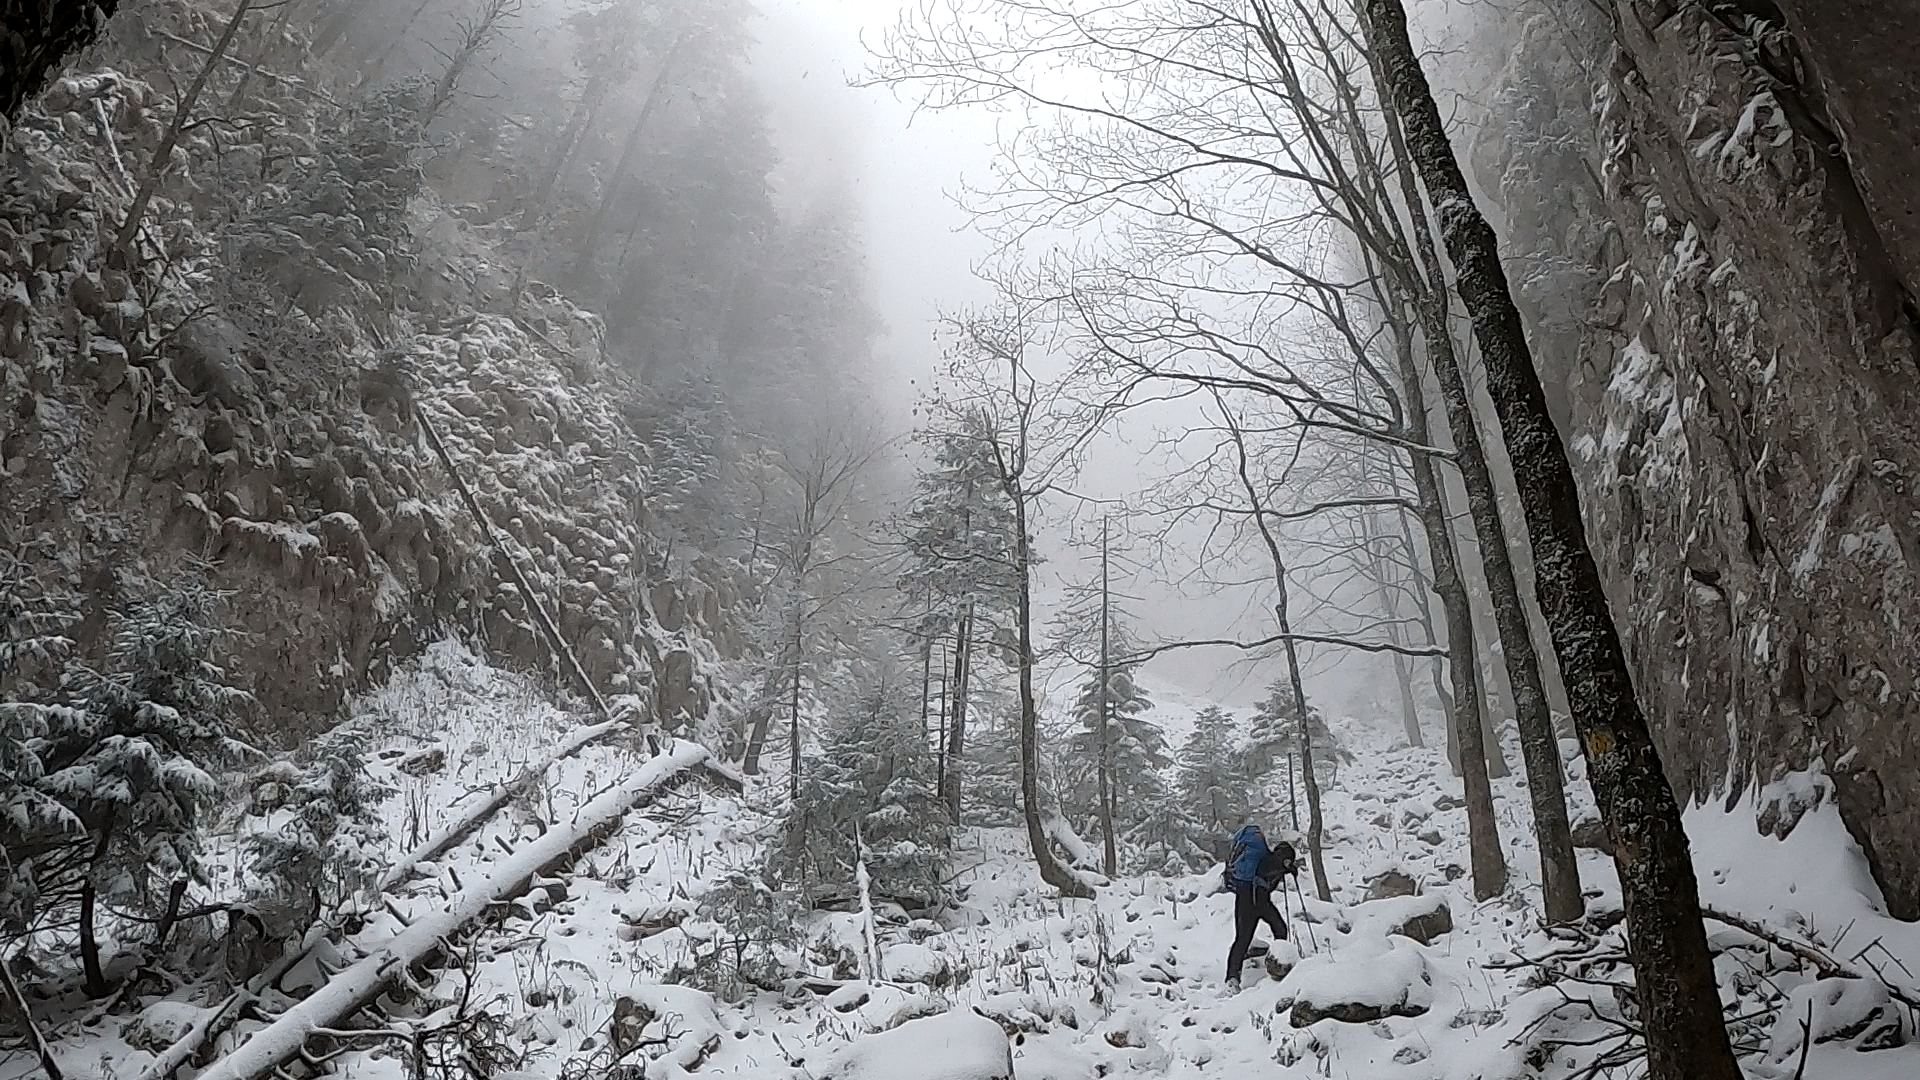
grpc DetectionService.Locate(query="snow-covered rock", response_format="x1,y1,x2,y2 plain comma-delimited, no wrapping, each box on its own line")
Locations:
1286,939,1435,1026
820,1010,1013,1080
1347,893,1453,946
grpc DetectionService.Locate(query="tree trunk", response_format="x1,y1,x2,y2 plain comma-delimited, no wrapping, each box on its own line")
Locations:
570,39,684,286
1222,411,1330,900
1358,3,1738,1075
1380,89,1581,921
1097,517,1116,877
944,600,973,823
787,610,804,804
1381,307,1508,901
1012,489,1091,899
79,822,115,998
919,626,933,750
1368,509,1424,747
116,0,257,251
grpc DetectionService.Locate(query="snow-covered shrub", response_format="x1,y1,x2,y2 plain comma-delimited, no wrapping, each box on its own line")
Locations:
0,550,81,936
226,78,428,314
768,668,951,913
31,569,253,988
242,722,394,922
687,871,807,1001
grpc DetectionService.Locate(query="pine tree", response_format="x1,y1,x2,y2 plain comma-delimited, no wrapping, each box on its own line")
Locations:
768,666,950,911
228,79,428,313
1246,680,1353,817
896,424,1021,819
243,723,394,920
35,571,253,995
1065,664,1169,844
0,552,82,936
1176,705,1251,841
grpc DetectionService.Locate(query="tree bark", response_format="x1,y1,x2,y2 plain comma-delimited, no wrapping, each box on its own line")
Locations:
1221,409,1330,900
943,600,973,823
1378,83,1582,922
1009,475,1091,899
570,39,684,285
79,822,114,998
1378,301,1508,901
1357,3,1738,1075
1097,517,1116,877
1367,508,1424,747
787,610,803,803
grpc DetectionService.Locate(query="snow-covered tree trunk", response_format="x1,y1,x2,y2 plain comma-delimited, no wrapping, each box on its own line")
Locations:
1011,489,1093,899
195,742,712,1080
1358,2,1739,1075
1379,305,1508,901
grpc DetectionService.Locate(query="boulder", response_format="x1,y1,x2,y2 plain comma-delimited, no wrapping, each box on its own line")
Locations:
1364,868,1420,901
1349,894,1453,946
1287,940,1434,1027
821,1010,1013,1080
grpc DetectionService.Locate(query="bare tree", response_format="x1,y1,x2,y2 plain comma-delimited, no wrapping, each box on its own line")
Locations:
934,304,1095,899
116,0,260,251
1357,1,1739,1075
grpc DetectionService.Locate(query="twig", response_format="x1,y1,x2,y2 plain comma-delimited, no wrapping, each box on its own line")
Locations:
1791,998,1812,1080
0,948,64,1080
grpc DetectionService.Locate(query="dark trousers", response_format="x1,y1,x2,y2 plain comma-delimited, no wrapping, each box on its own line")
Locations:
1226,884,1288,981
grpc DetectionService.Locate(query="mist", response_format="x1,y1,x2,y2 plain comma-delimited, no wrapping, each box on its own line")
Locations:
6,3,1890,1077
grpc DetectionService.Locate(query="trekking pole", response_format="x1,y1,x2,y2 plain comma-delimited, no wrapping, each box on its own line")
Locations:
1293,874,1321,953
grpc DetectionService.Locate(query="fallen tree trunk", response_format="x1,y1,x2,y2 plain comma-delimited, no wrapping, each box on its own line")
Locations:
377,718,623,891
195,740,710,1080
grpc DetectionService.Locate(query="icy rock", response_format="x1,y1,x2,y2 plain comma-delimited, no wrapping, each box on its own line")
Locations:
821,1009,1013,1080
826,982,873,1012
396,746,447,776
1433,793,1465,811
1364,868,1420,900
1287,940,1434,1027
1765,977,1908,1059
1264,939,1303,981
882,942,953,986
972,992,1079,1036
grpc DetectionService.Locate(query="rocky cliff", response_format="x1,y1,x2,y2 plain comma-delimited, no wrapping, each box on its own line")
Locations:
1,72,740,748
1468,0,1920,917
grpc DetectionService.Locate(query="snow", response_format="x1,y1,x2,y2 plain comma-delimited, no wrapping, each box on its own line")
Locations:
819,1011,1013,1080
193,740,710,1080
1284,936,1435,1021
15,644,1919,1080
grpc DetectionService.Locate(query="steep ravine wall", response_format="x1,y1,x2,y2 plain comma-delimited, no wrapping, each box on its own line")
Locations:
1466,1,1920,918
1,74,741,746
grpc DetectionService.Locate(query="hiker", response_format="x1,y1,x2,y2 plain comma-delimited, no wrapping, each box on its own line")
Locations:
1222,823,1295,988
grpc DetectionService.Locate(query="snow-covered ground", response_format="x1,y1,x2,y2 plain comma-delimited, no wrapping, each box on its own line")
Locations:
11,646,1917,1080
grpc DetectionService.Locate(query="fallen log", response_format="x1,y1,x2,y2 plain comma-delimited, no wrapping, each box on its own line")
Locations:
377,718,623,892
194,740,710,1080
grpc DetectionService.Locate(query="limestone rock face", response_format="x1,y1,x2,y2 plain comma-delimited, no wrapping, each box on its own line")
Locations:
0,84,735,743
1466,1,1920,917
